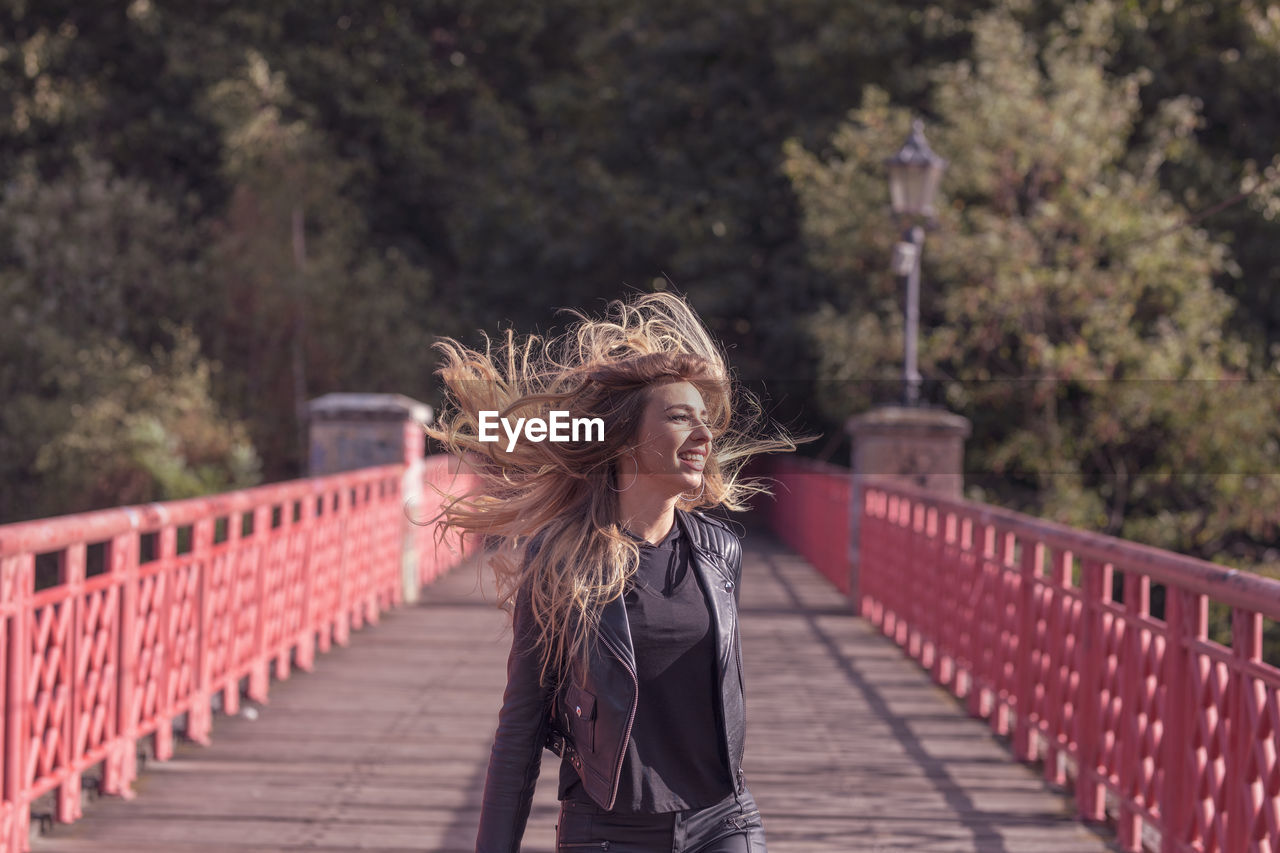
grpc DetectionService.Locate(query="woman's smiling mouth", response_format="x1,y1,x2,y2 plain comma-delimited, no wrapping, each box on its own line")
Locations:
678,450,706,471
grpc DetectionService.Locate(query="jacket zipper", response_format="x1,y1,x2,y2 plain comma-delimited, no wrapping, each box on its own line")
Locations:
690,538,746,785
733,617,747,775
597,630,638,812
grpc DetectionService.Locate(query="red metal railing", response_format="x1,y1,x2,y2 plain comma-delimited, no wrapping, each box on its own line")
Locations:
0,457,476,853
855,475,1280,853
416,454,477,588
764,458,853,594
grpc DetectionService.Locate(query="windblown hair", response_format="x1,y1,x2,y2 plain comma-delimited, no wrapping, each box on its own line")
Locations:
427,292,793,684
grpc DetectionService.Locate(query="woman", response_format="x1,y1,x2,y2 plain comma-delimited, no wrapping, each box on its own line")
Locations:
428,293,792,852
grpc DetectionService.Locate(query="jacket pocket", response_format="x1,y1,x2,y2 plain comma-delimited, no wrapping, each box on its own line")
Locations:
564,684,597,753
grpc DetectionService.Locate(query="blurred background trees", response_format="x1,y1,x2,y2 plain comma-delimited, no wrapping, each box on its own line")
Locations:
784,3,1280,566
1,0,1277,572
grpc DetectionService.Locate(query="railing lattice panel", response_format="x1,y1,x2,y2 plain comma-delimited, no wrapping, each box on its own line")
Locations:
0,458,478,853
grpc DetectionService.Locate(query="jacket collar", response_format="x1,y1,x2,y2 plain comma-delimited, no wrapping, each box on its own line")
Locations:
599,588,635,672
676,509,734,583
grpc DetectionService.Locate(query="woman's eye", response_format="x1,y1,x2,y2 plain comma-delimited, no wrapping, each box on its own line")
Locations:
670,414,690,423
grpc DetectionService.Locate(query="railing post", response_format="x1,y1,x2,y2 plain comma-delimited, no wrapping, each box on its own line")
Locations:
857,486,877,625
0,560,7,853
1075,558,1110,823
1115,572,1148,851
334,488,352,649
1160,588,1203,853
965,523,993,718
3,553,32,853
247,504,272,705
1013,539,1042,762
1226,606,1264,853
889,495,909,646
955,516,975,700
400,417,427,605
58,544,85,825
186,517,214,746
906,500,924,660
848,472,863,613
294,499,317,674
930,509,951,686
1042,548,1072,787
988,529,1015,738
153,525,177,763
201,507,231,724
105,528,137,798
923,506,943,677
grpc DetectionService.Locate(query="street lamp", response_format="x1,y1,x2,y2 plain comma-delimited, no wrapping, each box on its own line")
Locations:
886,119,947,406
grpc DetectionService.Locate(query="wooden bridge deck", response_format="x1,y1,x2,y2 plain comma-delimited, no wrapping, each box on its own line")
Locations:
31,531,1119,852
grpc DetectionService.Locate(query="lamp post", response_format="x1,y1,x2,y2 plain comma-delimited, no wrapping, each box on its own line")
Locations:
885,119,947,406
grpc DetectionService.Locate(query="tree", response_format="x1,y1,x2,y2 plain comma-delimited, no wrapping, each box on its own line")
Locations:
200,51,439,480
0,2,228,211
0,155,241,521
10,0,1280,536
1102,0,1280,357
34,330,260,514
783,0,1280,565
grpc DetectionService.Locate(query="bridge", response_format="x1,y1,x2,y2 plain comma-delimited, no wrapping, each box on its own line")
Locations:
2,455,1278,852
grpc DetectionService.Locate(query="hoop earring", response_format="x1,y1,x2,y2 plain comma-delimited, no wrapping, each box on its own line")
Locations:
680,477,705,503
609,451,639,493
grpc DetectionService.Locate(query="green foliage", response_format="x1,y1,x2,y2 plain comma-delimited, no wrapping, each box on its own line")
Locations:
34,330,260,513
784,1,1280,562
0,154,202,350
1103,0,1280,356
2,0,1280,576
198,50,439,479
0,155,239,520
0,2,226,208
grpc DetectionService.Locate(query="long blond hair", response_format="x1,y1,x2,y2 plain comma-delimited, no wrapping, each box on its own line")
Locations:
427,292,793,683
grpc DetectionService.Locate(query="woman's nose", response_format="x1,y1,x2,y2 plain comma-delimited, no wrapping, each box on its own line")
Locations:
689,421,712,443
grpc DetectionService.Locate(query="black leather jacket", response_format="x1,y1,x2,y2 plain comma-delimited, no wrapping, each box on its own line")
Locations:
475,509,746,853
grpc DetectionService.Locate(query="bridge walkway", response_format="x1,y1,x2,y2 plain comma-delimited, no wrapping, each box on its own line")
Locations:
30,531,1118,852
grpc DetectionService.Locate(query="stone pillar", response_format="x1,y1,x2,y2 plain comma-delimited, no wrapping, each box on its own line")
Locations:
307,393,433,603
844,405,970,608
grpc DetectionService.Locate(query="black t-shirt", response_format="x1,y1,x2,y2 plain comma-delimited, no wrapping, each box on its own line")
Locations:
558,522,734,812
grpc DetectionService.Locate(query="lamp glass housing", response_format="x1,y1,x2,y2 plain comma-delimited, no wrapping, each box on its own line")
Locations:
886,120,947,218
887,160,944,218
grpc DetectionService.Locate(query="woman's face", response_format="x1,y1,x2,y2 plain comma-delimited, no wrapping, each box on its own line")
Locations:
628,379,712,496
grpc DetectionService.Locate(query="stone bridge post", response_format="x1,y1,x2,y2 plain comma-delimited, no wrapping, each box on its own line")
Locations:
307,393,433,604
845,405,970,612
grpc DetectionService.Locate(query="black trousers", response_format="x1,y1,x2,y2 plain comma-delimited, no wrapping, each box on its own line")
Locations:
555,789,766,852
